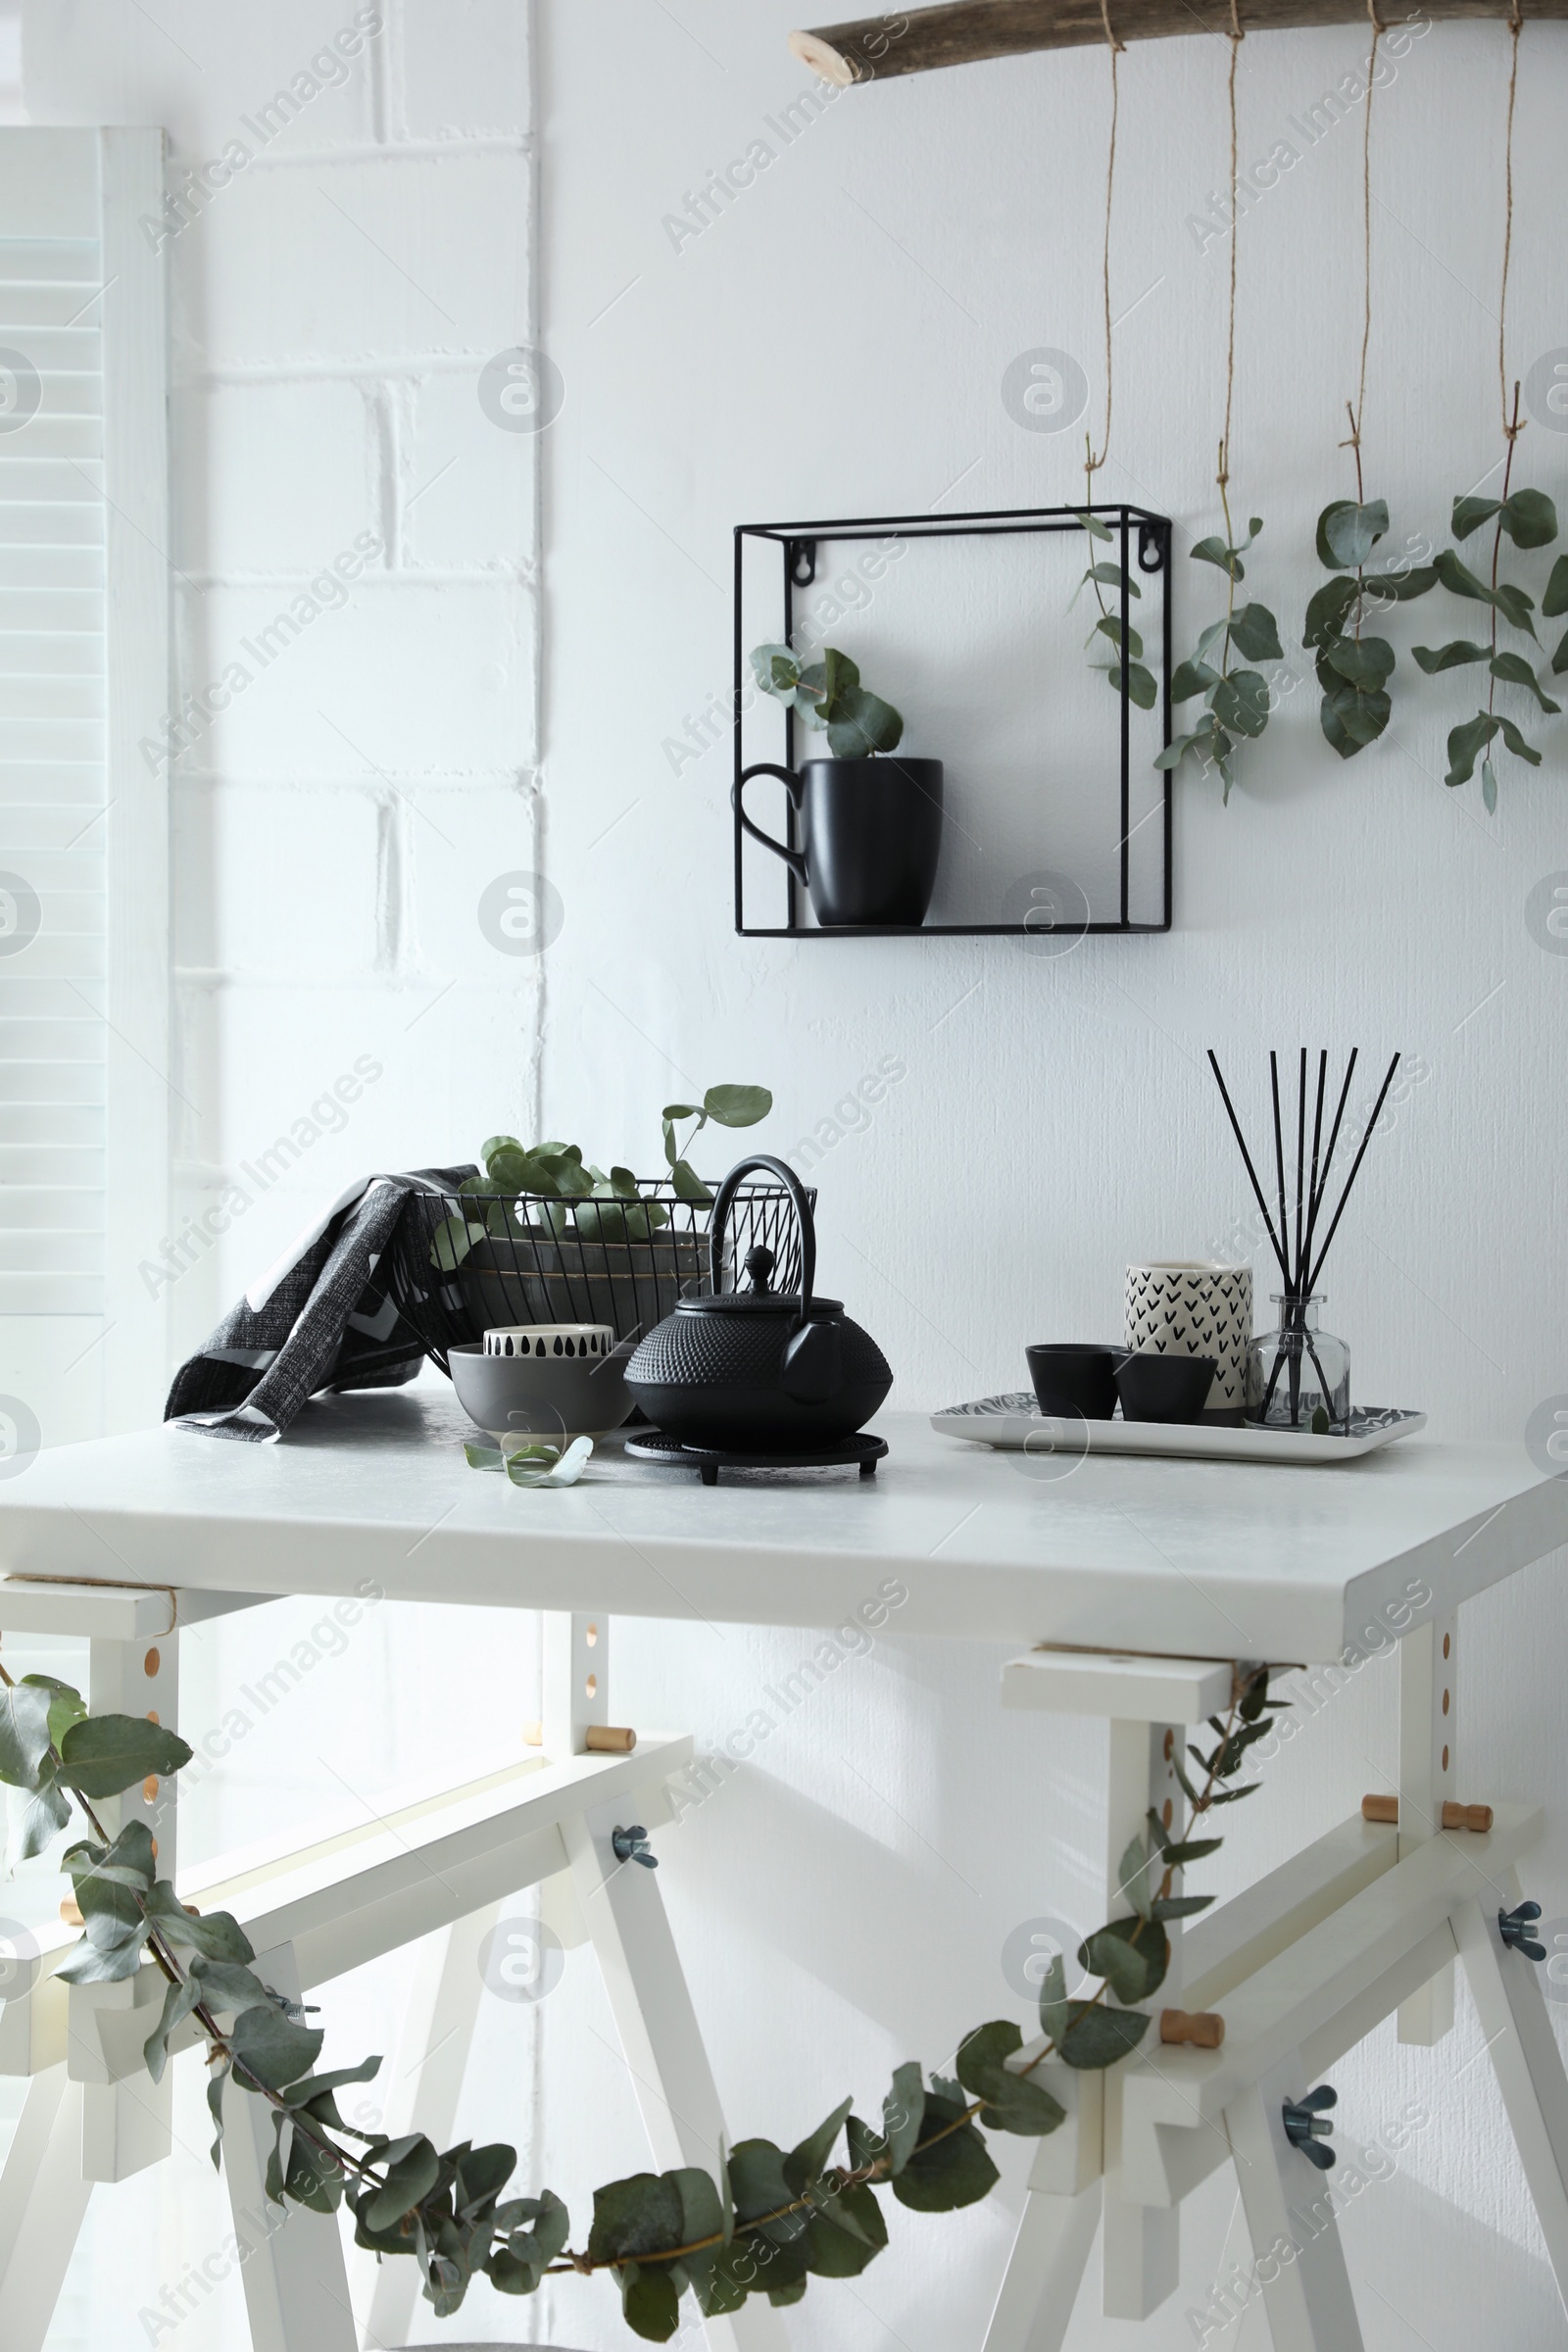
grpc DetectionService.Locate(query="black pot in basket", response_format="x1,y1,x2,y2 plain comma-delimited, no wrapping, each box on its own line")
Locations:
625,1155,892,1448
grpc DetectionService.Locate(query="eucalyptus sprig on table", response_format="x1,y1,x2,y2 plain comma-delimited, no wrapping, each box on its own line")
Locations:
1074,511,1157,711
1413,456,1561,812
429,1086,772,1271
1155,495,1283,802
0,1651,1283,2341
1302,481,1437,760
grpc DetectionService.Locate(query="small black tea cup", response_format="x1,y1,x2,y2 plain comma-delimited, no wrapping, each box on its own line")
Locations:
1114,1353,1217,1425
1026,1344,1120,1421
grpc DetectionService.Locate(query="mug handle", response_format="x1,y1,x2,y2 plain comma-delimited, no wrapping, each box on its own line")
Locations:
733,763,808,886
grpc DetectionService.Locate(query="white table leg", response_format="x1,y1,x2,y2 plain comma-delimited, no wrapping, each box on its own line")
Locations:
565,1795,787,2350
1396,1611,1458,2044
220,1940,358,2352
0,2064,93,2352
1454,1871,1568,2310
1223,2048,1365,2352
74,1623,180,2177
358,1902,502,2349
982,2178,1101,2352
1102,1718,1184,2321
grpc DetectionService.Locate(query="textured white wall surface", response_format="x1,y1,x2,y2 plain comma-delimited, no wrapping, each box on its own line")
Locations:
7,0,1568,2347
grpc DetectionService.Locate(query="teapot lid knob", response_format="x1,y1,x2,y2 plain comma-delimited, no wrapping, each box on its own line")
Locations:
743,1245,775,1296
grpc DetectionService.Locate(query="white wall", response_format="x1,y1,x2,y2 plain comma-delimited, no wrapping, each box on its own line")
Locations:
12,0,1568,2347
534,5,1568,2348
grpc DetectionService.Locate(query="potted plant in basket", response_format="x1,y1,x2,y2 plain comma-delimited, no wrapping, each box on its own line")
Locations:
735,644,943,927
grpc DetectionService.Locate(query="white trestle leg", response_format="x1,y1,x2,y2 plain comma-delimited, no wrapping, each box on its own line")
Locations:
220,1940,358,2352
359,1903,502,2349
1396,1611,1459,2044
1455,1873,1568,2310
981,2178,1102,2352
1102,1716,1185,2320
1224,2048,1365,2352
0,2064,94,2352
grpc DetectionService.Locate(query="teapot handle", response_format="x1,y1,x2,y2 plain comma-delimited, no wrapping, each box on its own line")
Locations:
709,1152,815,1310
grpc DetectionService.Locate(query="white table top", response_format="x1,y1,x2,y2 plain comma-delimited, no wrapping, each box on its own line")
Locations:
0,1391,1561,1663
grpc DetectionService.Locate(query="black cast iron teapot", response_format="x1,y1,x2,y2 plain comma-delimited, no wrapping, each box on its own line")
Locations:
625,1154,892,1448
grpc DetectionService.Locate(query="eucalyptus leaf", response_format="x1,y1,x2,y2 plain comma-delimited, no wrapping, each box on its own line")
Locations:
669,1158,712,1204
1094,614,1144,658
226,2001,324,2091
55,1921,146,1983
1113,662,1158,711
1075,510,1113,541
621,2266,681,2342
1445,710,1498,785
704,1085,771,1127
1359,564,1438,605
1501,487,1558,549
1038,1949,1071,2047
0,1680,54,1791
429,1216,484,1271
1544,555,1568,618
1321,634,1395,689
1211,668,1270,739
144,1972,205,2082
1482,757,1498,813
786,2096,853,2190
1080,1917,1169,2002
823,684,904,759
1192,534,1245,580
364,2133,442,2232
1490,651,1560,712
1171,658,1222,704
1319,498,1388,570
1083,562,1140,595
1228,602,1284,662
1058,2002,1152,2070
889,2091,999,2212
145,1884,255,1964
1412,640,1490,674
1116,1836,1152,1920
1151,1893,1216,1921
1495,712,1543,764
1302,574,1361,647
884,2060,925,2175
956,2020,1066,2135
11,1781,71,1862
1433,548,1538,637
1452,495,1501,540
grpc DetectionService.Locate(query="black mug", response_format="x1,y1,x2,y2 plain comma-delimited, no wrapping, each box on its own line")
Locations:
734,756,944,928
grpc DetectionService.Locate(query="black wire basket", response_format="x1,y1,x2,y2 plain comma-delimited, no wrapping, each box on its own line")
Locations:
389,1178,810,1374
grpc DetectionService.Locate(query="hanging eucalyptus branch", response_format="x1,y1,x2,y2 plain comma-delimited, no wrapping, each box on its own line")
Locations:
1074,507,1157,711
1303,454,1436,759
0,1655,1284,2341
1414,447,1560,810
1156,491,1282,802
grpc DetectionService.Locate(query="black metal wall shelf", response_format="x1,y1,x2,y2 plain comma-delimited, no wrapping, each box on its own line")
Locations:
732,502,1173,940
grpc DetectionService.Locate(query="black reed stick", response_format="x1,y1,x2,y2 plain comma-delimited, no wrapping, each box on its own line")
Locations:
1304,1050,1328,1288
1294,1049,1307,1296
1269,1054,1290,1294
1303,1053,1400,1295
1300,1048,1358,1291
1205,1051,1290,1284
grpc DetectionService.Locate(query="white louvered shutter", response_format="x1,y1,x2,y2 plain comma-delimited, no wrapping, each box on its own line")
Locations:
0,129,170,1439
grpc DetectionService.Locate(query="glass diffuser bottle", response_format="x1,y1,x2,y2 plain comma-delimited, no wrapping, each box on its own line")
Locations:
1247,1295,1350,1432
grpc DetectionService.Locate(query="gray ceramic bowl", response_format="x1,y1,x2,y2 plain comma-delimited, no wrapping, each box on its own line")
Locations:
448,1340,634,1446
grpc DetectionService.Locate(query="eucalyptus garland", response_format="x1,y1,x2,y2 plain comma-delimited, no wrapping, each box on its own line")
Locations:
0,1656,1282,2341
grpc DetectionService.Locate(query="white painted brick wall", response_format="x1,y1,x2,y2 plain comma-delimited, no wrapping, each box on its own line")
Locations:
24,0,542,1349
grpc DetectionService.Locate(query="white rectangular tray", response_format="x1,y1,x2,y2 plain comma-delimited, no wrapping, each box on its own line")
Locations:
930,1395,1426,1468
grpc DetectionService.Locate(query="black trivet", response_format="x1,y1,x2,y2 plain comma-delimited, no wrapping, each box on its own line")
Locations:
623,1431,889,1486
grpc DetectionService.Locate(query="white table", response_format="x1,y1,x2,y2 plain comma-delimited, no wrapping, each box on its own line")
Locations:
0,1392,1564,2352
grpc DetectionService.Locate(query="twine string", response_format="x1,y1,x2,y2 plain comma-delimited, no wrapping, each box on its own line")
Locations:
1218,0,1244,494
1347,0,1384,471
1499,2,1524,440
1086,0,1125,482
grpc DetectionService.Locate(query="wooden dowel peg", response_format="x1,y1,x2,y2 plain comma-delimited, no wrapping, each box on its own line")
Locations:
585,1725,637,1754
1160,2009,1225,2049
523,1720,543,1747
1361,1793,1494,1832
60,1897,82,1927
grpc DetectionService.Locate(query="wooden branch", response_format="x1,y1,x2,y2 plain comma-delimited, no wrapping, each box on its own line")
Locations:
791,0,1568,84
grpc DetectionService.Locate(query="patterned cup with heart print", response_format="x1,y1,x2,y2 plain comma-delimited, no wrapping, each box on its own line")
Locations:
1124,1262,1253,1423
